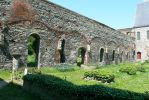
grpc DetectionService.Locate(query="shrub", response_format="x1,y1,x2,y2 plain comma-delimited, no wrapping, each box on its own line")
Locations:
141,60,149,65
10,0,35,22
119,65,146,75
136,66,146,72
84,71,98,79
119,66,137,75
145,91,149,100
77,57,82,66
23,74,146,100
84,70,115,83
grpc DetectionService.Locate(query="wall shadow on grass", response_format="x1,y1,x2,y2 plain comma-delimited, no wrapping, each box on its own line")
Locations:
0,78,4,81
27,62,37,67
23,74,149,100
0,78,8,89
0,82,40,100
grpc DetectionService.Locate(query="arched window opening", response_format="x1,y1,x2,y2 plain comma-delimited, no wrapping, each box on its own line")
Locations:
120,51,123,62
147,31,149,40
133,50,135,59
27,34,40,67
59,39,66,63
100,48,104,62
127,32,131,36
126,52,129,59
137,32,141,40
112,50,115,61
77,47,86,66
137,52,141,59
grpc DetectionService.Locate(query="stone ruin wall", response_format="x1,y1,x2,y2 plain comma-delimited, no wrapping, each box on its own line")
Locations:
0,0,135,69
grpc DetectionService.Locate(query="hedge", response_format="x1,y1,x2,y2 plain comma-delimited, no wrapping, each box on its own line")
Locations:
23,74,148,100
84,71,115,83
119,66,146,75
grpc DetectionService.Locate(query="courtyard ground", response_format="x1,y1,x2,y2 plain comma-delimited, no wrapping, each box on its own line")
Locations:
39,62,149,93
0,62,148,99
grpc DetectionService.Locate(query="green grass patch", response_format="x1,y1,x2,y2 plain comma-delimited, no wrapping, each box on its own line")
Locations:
0,70,11,80
39,62,149,93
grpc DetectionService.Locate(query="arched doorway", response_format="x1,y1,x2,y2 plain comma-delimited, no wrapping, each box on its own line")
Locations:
133,50,135,59
126,52,129,60
27,34,40,67
77,47,86,66
120,51,123,63
112,50,115,61
59,39,66,63
137,52,141,59
100,48,104,62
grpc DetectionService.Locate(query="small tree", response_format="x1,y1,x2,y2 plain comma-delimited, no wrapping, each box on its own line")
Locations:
9,0,36,22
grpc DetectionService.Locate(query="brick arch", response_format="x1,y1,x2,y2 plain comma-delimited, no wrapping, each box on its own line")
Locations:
8,20,58,67
117,43,126,52
65,32,88,49
90,37,105,63
9,20,53,32
91,37,106,51
27,34,40,67
8,20,58,39
62,32,87,64
91,37,106,46
107,41,117,50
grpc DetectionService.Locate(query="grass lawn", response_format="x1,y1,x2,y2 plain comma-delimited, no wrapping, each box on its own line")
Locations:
0,62,148,96
40,62,149,94
0,83,40,100
0,70,40,100
0,70,11,81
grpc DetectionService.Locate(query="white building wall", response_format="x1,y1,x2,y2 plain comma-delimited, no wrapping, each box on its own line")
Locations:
133,26,149,62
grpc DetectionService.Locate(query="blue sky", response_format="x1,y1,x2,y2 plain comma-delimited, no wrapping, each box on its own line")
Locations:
50,0,142,29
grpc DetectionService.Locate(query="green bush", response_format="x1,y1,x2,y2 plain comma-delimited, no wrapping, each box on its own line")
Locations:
84,70,115,83
136,66,146,72
119,65,146,75
145,91,149,100
76,57,82,66
141,60,149,65
119,66,137,75
84,71,98,78
23,74,146,100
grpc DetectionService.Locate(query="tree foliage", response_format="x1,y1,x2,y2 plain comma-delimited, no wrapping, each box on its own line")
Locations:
9,0,36,22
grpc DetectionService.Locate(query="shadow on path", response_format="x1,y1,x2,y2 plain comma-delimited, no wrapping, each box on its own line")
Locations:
0,78,9,89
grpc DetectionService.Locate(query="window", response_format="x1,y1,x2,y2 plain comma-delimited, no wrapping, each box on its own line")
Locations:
137,32,140,40
127,32,131,36
77,47,86,65
137,52,141,59
133,50,135,59
112,50,115,61
147,31,149,40
100,48,104,62
59,39,66,63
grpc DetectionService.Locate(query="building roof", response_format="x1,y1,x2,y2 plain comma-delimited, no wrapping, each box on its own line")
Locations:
118,28,133,31
134,1,149,27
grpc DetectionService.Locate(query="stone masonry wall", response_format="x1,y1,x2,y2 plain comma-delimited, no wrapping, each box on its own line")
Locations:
0,0,135,68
